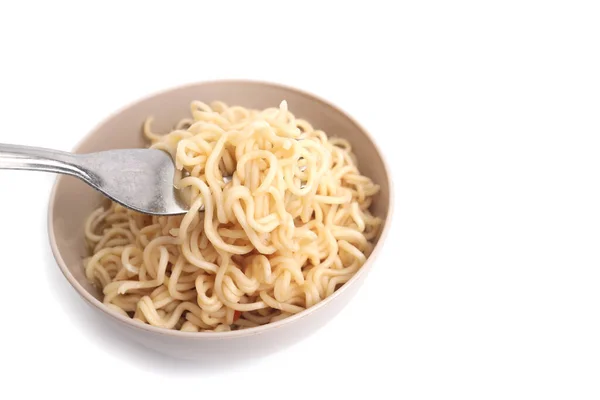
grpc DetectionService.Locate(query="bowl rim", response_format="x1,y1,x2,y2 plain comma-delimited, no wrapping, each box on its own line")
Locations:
48,79,395,338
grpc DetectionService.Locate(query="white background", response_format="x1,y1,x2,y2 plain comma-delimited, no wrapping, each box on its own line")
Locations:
0,1,599,399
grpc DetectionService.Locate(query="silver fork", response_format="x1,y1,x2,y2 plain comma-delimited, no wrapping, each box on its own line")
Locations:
0,144,197,215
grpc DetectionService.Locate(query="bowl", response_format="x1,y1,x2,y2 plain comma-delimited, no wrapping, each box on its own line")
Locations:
48,80,393,361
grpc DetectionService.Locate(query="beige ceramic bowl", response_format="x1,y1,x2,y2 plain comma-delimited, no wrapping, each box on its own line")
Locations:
48,80,393,361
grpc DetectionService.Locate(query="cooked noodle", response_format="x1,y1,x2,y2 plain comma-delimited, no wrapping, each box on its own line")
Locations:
83,100,382,331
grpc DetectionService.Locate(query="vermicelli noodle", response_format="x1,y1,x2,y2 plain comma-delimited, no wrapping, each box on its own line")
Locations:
83,100,382,331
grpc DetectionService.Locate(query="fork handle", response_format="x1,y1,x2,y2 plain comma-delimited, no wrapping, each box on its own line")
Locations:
0,143,89,179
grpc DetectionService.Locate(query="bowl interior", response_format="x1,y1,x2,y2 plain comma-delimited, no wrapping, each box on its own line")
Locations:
50,81,391,304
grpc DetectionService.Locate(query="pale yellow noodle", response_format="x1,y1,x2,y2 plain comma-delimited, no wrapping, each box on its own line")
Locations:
83,101,382,331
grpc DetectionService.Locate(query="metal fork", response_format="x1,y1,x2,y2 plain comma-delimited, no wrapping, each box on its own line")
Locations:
0,144,196,215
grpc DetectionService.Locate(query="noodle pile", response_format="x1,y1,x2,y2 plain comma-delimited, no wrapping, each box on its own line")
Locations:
83,100,382,332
